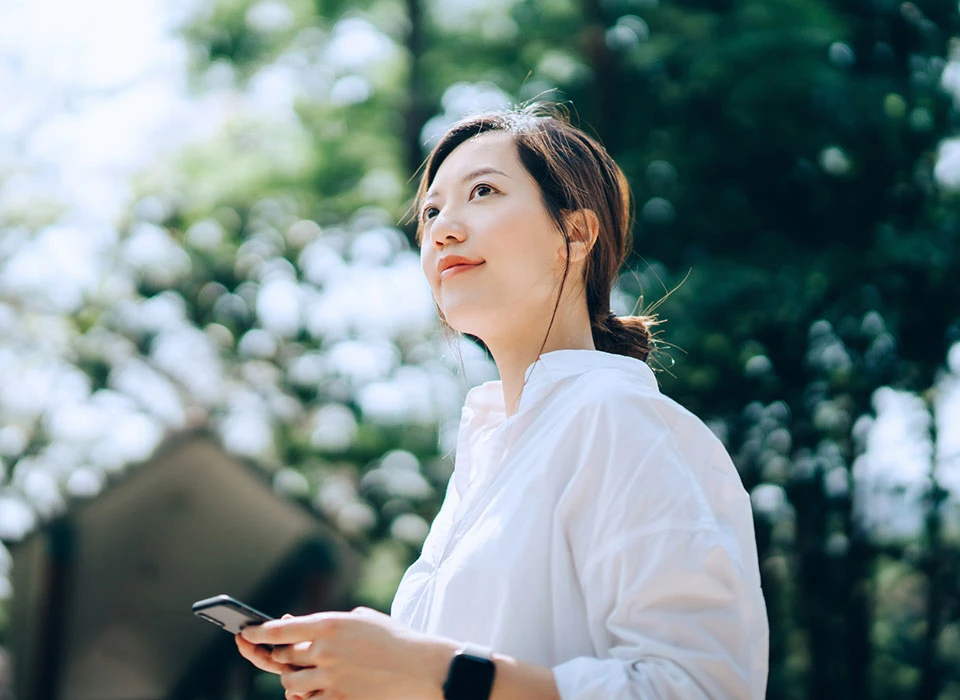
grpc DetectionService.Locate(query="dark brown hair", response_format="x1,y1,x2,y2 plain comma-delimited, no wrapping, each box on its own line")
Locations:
414,103,657,363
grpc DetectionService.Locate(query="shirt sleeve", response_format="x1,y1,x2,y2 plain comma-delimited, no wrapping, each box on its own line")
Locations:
550,391,767,700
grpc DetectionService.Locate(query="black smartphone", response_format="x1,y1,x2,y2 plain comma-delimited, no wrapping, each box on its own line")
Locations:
192,594,274,635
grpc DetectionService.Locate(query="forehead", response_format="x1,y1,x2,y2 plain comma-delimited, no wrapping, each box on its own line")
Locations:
429,131,521,190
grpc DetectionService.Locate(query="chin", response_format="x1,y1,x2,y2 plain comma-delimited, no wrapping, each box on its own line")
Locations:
438,304,495,339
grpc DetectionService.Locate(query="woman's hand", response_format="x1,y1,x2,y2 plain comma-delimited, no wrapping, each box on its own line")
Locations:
234,613,298,676
237,606,458,700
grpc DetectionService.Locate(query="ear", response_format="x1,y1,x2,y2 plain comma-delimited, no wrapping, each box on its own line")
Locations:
561,209,600,263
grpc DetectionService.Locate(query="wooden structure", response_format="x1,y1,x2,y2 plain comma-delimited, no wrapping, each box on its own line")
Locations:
9,432,361,700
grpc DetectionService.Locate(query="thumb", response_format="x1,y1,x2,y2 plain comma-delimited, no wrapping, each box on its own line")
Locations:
282,613,295,620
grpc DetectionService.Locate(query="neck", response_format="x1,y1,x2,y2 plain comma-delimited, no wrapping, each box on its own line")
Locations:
483,303,596,418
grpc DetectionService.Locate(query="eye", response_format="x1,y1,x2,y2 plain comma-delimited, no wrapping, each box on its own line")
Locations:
421,205,440,222
471,183,495,199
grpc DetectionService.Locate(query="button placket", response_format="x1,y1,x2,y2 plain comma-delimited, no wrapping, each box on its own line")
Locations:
435,420,515,571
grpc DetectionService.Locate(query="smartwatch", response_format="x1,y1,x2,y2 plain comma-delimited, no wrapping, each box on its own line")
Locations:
442,643,496,700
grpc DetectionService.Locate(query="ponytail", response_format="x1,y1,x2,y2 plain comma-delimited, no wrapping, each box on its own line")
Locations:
592,311,657,362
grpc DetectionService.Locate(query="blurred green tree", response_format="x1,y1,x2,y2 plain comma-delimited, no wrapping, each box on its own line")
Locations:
4,0,957,697
163,0,960,697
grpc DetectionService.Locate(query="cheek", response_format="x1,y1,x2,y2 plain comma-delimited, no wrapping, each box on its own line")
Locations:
517,229,568,280
420,248,439,291
493,245,564,302
515,210,567,271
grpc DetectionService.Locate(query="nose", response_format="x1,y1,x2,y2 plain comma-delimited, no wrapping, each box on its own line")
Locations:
428,209,466,247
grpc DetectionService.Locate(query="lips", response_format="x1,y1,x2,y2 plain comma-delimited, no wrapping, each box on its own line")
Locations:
440,261,483,280
437,256,484,280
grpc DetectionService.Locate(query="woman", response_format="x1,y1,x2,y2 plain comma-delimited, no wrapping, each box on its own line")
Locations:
237,105,769,699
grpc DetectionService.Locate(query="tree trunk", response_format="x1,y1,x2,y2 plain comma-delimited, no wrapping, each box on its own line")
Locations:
579,0,619,147
917,415,947,700
402,0,429,246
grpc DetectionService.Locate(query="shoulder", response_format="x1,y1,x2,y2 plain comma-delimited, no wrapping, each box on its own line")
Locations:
543,363,739,528
552,363,720,451
559,370,725,485
532,357,757,582
520,350,732,489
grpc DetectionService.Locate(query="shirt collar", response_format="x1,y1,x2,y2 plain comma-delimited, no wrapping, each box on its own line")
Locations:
462,349,658,427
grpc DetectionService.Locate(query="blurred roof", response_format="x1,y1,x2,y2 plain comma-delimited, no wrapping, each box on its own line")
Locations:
9,430,361,700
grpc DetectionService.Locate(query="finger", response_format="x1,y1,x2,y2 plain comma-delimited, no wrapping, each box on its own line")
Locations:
271,640,315,667
234,634,288,675
280,665,330,694
235,635,287,674
241,612,344,646
289,693,319,700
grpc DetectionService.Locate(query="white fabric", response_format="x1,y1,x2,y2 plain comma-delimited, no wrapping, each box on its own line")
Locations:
391,349,769,699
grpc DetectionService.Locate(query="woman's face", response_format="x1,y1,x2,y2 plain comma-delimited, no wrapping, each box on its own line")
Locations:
419,131,568,344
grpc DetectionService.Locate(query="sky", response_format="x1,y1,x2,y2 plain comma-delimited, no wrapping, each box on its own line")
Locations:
0,0,212,226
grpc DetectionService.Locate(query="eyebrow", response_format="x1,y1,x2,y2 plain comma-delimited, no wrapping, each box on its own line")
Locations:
425,166,510,201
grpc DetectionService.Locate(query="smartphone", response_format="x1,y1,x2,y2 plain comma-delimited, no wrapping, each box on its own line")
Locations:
192,594,274,635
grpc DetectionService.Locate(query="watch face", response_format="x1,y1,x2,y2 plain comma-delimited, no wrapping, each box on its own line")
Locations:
443,653,496,700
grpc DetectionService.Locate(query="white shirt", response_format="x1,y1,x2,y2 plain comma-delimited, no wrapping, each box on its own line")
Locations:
391,349,769,699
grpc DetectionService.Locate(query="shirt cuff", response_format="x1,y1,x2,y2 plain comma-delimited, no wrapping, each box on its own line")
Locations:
552,654,714,700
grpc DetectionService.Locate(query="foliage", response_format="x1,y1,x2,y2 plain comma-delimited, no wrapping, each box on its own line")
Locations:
1,0,959,697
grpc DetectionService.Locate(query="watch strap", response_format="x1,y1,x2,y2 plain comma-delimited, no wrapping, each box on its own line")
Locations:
461,643,493,660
